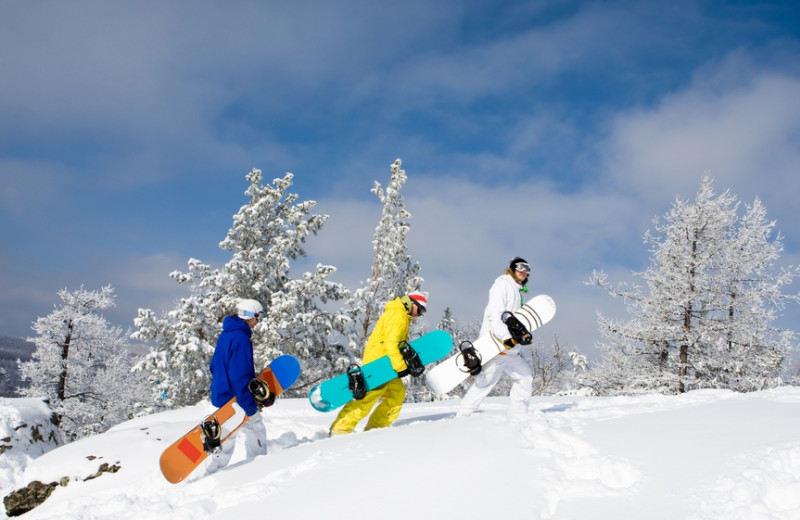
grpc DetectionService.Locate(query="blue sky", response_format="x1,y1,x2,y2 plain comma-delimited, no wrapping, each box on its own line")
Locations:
2,1,799,359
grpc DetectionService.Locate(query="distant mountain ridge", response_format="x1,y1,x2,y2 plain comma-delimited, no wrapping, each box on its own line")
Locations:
0,335,33,397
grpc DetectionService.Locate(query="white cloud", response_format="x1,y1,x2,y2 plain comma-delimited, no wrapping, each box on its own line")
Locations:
603,57,800,221
2,2,799,363
299,172,649,356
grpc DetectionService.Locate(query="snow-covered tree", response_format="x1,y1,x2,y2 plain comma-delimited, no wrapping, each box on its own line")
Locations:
133,259,223,408
331,159,432,402
711,197,798,389
344,159,423,351
437,307,456,336
17,286,149,440
433,306,480,364
134,170,349,407
590,176,799,394
529,337,587,395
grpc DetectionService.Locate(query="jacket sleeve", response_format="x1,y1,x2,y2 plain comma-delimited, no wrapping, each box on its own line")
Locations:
364,302,411,372
484,276,521,340
229,335,259,416
382,310,411,372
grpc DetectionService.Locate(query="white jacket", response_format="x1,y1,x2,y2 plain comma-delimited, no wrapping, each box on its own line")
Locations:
480,273,526,341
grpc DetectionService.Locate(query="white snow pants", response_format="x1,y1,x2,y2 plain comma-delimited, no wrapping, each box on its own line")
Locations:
206,411,267,474
456,353,532,419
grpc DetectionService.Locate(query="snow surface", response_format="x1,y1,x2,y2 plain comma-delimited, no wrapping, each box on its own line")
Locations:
0,398,61,493
3,388,800,519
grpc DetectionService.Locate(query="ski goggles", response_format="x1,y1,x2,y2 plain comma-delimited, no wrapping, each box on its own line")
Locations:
512,262,531,273
241,310,263,322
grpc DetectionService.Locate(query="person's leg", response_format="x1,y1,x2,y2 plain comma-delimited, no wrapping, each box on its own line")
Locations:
242,412,268,458
364,379,406,431
329,387,384,435
504,355,533,419
456,358,504,417
205,439,234,475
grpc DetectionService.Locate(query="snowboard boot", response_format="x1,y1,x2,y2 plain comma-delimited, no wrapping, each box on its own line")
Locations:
201,417,222,453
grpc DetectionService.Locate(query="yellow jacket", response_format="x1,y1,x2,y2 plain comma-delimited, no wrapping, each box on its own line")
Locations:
362,296,413,371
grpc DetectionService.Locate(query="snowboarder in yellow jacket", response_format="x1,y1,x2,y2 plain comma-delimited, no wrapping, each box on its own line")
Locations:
329,292,428,435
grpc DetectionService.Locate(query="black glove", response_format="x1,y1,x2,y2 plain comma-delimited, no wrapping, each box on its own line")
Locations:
502,311,533,345
399,342,425,377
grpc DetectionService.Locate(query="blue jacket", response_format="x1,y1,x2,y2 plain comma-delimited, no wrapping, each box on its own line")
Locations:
209,315,259,416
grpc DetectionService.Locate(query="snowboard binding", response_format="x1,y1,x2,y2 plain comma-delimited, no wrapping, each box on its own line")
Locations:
347,364,367,400
201,417,222,454
249,378,276,408
501,311,532,345
399,341,425,377
458,340,482,376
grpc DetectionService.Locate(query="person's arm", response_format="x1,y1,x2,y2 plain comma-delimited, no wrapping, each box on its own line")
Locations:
378,310,411,372
485,279,516,340
229,338,259,416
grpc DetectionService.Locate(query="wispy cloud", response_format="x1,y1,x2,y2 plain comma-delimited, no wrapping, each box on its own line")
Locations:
1,1,798,356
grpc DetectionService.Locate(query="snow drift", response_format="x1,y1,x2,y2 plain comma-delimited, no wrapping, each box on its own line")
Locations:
2,389,800,519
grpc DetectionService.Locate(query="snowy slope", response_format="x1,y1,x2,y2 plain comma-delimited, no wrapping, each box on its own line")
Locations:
2,389,800,519
0,398,61,492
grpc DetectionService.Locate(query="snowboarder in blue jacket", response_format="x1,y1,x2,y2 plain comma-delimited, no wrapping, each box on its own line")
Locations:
205,298,268,474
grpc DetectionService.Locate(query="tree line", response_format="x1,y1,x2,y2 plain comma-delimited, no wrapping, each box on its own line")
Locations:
15,165,799,441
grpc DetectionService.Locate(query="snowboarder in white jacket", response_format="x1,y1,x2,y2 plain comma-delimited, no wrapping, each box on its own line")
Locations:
457,257,534,419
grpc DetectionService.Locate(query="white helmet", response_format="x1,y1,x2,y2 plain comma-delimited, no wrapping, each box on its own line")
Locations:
236,299,264,321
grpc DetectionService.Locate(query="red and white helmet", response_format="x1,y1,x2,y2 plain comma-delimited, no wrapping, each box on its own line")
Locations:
407,291,428,311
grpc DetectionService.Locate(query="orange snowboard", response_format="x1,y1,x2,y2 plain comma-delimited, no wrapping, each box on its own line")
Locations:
159,355,301,484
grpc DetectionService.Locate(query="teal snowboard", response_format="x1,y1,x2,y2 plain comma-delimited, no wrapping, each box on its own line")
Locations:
308,330,453,412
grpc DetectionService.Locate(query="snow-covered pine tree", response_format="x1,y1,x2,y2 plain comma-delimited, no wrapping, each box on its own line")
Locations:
437,307,456,336
710,197,800,390
216,171,350,394
337,159,431,401
134,170,348,407
589,176,799,394
435,306,479,359
17,285,149,440
133,259,225,408
344,159,423,352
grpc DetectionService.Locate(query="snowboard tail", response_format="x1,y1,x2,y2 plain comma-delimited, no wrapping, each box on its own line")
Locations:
159,354,301,484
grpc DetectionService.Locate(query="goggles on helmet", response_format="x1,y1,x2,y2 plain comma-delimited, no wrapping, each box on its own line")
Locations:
241,310,262,322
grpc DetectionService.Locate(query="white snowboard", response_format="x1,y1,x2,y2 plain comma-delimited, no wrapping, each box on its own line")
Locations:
425,294,556,395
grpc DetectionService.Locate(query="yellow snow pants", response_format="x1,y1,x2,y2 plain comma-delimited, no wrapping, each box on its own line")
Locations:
329,378,406,435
